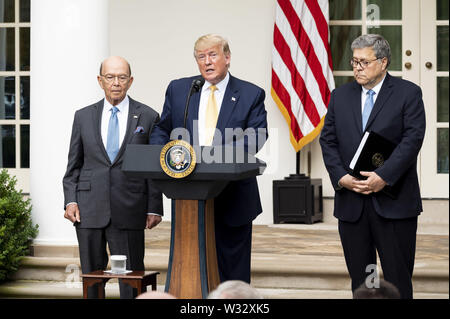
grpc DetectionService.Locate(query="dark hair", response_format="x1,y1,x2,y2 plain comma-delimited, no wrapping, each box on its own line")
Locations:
353,280,401,299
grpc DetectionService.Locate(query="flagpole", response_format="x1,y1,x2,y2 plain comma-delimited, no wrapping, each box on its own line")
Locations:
292,151,308,179
296,151,301,175
272,0,330,224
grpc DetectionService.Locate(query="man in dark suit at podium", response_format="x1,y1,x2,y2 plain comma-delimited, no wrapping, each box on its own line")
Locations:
320,34,426,298
63,56,163,298
150,34,268,283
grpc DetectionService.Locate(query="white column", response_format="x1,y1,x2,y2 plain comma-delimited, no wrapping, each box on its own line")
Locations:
30,0,109,245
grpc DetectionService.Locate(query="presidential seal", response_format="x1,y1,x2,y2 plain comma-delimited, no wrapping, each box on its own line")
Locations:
372,152,385,168
160,140,196,178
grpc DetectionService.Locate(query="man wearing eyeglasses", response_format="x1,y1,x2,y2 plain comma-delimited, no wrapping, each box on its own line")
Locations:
63,56,163,298
320,34,425,299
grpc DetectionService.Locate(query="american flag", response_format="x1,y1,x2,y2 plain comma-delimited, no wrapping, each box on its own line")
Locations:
272,0,335,151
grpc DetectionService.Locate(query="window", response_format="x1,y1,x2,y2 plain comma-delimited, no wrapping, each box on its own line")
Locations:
329,0,403,88
436,1,449,174
0,0,30,173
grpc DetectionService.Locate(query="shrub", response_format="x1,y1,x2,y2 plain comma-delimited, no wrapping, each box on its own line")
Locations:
0,169,38,282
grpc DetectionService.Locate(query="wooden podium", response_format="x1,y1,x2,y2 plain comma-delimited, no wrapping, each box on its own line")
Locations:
122,144,265,298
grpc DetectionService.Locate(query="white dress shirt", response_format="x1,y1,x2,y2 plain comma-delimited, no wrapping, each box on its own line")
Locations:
101,95,129,149
198,72,230,145
361,74,386,113
102,95,160,217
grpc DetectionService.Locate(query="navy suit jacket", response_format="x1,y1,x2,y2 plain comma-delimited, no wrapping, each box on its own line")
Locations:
320,73,426,222
150,74,268,226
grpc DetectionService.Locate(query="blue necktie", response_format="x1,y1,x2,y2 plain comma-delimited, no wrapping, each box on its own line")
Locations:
106,106,119,162
362,89,375,131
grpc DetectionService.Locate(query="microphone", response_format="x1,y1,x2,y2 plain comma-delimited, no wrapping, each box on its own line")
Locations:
183,77,205,129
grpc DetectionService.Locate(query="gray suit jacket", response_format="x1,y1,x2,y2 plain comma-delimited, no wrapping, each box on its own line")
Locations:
63,96,163,229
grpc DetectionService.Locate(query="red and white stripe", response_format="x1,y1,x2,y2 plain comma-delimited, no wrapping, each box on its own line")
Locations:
272,0,335,151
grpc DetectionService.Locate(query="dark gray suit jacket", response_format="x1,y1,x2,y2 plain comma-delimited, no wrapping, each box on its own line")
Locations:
63,96,163,229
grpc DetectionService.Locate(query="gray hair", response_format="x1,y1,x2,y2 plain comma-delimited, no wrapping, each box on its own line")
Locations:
351,34,391,67
207,280,263,299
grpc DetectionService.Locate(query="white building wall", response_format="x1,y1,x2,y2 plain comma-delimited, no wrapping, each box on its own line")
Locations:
108,0,334,224
30,0,109,244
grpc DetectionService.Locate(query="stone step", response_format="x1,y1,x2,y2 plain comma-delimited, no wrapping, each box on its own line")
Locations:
0,281,448,299
3,223,447,299
7,247,448,295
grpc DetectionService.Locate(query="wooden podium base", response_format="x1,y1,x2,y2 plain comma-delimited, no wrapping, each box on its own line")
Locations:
165,199,220,298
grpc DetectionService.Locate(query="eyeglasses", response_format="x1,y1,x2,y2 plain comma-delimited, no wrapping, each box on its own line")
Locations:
101,74,130,83
350,58,380,69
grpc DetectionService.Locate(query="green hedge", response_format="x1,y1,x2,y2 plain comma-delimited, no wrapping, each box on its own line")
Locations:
0,169,38,282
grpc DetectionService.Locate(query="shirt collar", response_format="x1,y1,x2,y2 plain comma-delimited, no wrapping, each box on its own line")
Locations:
103,95,129,112
362,73,386,96
203,72,230,93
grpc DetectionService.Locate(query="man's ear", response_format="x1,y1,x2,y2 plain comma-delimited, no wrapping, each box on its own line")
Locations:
382,57,388,71
127,76,134,89
225,54,231,68
97,75,104,89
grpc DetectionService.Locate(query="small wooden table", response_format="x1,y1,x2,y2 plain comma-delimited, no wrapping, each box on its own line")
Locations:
80,270,159,299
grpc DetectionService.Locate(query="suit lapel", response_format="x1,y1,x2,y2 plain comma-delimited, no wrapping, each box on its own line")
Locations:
93,99,110,162
216,75,239,135
365,73,393,131
114,96,140,164
350,81,363,134
187,90,201,145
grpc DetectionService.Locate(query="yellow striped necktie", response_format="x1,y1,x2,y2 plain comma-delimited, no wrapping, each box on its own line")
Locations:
205,85,218,145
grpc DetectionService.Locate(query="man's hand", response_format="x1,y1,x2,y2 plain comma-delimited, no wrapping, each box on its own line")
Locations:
338,172,387,195
146,215,162,229
64,203,80,223
358,171,387,193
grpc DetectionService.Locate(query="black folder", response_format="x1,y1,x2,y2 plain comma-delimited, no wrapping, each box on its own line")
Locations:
349,131,399,199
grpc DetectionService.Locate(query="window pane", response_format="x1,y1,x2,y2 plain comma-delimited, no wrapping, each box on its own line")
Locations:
20,76,29,119
437,77,449,123
0,125,15,168
437,26,449,71
334,76,354,88
19,0,30,22
437,128,449,174
330,25,362,71
0,76,15,119
20,124,29,168
437,0,449,20
329,0,361,20
20,27,30,71
367,0,401,20
368,26,402,71
0,0,14,23
0,27,15,71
